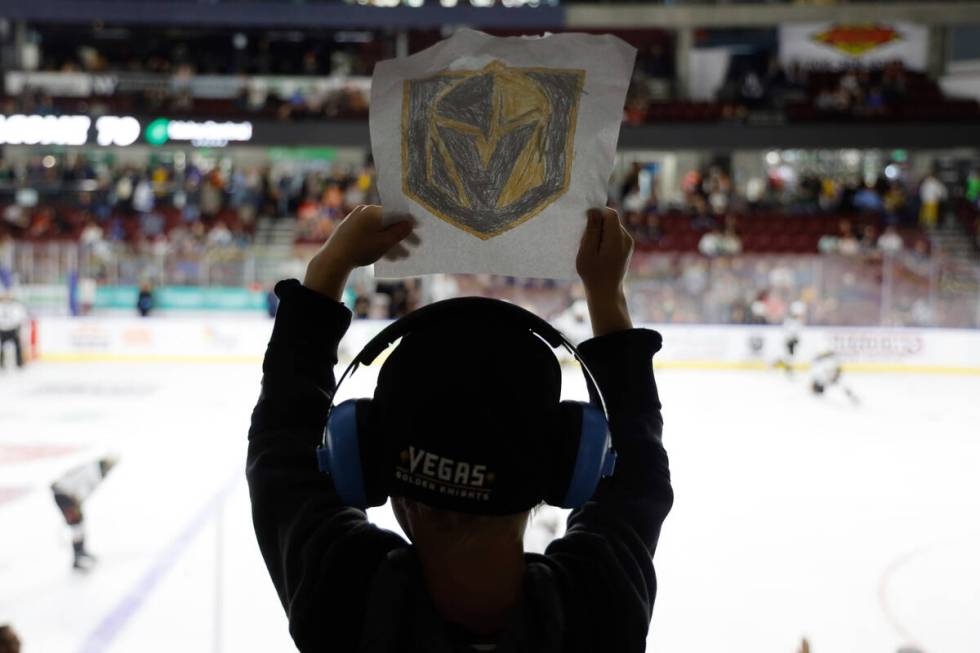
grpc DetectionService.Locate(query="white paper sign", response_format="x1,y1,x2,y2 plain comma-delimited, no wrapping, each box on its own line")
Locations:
370,29,635,279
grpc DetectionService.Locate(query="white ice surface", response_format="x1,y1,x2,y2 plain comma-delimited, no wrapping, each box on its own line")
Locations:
1,360,979,653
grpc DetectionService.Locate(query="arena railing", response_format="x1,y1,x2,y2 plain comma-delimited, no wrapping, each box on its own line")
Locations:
6,241,979,328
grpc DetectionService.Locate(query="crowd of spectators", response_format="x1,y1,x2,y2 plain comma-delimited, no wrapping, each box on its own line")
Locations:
0,154,388,286
612,159,961,266
2,154,967,265
715,60,925,118
626,57,980,124
1,81,372,123
8,25,977,124
30,27,385,77
0,154,381,241
2,153,977,325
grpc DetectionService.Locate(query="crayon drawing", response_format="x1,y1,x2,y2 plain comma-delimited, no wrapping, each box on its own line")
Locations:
402,61,585,239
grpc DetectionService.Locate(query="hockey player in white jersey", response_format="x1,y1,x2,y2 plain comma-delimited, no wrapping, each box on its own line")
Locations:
50,457,117,571
810,350,859,404
776,301,805,375
551,298,592,346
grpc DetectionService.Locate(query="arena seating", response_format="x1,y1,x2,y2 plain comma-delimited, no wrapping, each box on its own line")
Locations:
633,210,927,254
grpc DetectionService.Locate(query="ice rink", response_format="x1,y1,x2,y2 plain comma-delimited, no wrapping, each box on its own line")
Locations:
2,353,979,653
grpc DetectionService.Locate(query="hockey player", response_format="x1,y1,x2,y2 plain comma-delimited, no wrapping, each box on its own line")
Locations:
551,298,593,346
810,350,859,404
50,456,118,571
0,291,27,370
248,206,673,652
775,300,805,375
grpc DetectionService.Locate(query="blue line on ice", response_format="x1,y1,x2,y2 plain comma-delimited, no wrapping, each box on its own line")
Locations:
76,475,241,653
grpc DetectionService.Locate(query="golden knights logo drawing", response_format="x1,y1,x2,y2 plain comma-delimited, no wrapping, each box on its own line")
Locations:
402,61,585,239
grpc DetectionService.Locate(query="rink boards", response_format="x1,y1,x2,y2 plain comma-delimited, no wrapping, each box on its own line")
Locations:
28,316,980,375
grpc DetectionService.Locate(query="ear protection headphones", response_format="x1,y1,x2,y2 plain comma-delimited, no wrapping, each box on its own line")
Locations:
317,297,616,511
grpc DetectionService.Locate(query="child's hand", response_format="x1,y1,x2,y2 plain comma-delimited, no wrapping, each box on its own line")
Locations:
304,205,419,300
576,208,634,336
320,205,418,268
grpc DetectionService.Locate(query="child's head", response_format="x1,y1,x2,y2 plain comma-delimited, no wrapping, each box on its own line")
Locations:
373,316,562,546
391,496,532,555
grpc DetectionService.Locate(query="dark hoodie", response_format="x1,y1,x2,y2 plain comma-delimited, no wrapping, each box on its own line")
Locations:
247,279,673,652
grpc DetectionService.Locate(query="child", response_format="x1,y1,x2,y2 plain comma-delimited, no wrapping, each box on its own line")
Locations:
247,205,673,652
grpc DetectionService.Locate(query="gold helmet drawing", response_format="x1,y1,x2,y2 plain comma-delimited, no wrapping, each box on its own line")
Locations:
402,61,584,239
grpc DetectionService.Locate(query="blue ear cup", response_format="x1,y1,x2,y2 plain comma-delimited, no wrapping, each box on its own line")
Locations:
550,401,617,509
318,399,369,508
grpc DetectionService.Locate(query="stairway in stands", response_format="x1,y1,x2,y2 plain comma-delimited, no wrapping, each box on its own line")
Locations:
931,218,978,266
252,217,303,286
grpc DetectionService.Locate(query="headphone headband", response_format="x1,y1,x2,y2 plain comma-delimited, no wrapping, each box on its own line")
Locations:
356,297,565,366
345,297,606,417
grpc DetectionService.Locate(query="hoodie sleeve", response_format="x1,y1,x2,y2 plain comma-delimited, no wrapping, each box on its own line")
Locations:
246,279,406,653
544,328,673,650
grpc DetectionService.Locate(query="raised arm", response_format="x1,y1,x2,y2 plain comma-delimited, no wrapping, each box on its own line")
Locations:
542,209,672,648
246,205,418,652
570,207,672,551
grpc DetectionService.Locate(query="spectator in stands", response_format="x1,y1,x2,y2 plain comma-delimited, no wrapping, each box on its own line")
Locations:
859,224,878,252
745,177,767,208
0,234,14,280
698,226,723,258
817,230,837,254
643,213,663,245
815,85,850,116
207,221,234,248
876,225,904,256
853,183,883,213
836,220,860,256
882,62,908,105
353,295,371,319
266,285,280,319
918,171,947,230
904,238,932,276
705,168,733,215
699,223,740,258
863,86,887,117
719,215,742,255
819,220,860,256
132,177,155,214
687,195,716,231
80,220,104,248
625,211,647,243
910,238,930,261
137,281,155,318
621,183,646,213
818,177,841,212
966,169,980,209
883,181,909,225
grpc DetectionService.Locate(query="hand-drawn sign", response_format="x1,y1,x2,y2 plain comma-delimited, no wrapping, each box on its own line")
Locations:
402,61,585,239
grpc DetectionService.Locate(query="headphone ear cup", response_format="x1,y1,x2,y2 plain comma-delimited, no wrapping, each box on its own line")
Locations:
548,401,613,509
321,399,387,509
